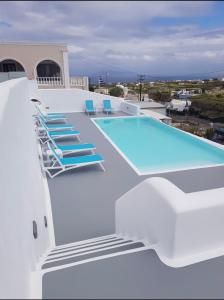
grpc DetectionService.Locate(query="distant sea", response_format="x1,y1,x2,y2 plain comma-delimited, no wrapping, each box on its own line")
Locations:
87,73,221,84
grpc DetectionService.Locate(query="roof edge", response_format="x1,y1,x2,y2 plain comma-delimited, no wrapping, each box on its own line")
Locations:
0,41,67,47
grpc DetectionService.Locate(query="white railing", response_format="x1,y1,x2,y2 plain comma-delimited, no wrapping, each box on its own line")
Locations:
37,77,64,86
36,76,89,90
70,76,89,90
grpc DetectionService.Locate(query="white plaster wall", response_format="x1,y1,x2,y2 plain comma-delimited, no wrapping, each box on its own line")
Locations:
148,107,166,116
115,177,179,259
36,88,125,113
120,101,140,115
115,177,224,268
0,78,52,298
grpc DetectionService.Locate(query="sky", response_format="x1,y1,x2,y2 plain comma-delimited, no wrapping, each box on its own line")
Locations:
1,1,224,80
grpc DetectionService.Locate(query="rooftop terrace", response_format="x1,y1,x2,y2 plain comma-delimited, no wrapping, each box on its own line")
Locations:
2,78,224,299
43,111,224,299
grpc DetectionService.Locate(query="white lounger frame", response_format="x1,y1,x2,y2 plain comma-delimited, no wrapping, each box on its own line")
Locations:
49,140,96,156
85,109,96,116
44,143,105,178
38,130,81,144
35,105,67,123
46,137,96,156
35,117,72,133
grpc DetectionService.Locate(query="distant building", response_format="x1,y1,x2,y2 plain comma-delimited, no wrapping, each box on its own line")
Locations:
98,75,106,87
94,87,109,95
171,88,202,100
167,99,191,112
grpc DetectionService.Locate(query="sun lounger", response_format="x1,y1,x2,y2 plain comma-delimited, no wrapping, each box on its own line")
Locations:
48,141,96,156
42,133,95,156
37,116,74,132
44,142,105,178
85,100,96,115
36,104,65,118
39,130,81,144
35,105,67,123
103,99,113,115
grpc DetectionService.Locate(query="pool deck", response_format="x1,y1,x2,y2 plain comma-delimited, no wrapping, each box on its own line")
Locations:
43,112,224,299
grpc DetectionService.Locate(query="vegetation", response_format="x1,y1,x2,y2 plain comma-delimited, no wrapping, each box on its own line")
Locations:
108,79,224,123
204,128,215,140
190,94,224,121
148,90,171,103
109,86,124,97
89,85,95,92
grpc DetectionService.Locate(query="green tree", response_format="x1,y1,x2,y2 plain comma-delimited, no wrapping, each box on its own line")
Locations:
190,94,224,120
204,128,214,140
89,85,95,92
148,90,171,102
109,86,124,97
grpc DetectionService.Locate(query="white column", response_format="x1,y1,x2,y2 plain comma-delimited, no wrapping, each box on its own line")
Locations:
62,50,70,88
84,76,89,90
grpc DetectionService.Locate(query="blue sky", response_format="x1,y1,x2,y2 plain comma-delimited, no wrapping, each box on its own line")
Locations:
1,1,224,79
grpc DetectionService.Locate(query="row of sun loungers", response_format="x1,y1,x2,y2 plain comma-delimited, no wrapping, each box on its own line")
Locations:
34,105,105,178
85,99,114,115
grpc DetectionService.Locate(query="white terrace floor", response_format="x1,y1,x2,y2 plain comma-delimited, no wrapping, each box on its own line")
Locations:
43,112,224,299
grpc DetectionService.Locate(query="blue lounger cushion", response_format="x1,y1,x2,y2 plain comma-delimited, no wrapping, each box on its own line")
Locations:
45,115,66,120
46,124,73,129
103,100,112,110
85,100,96,112
47,113,65,117
57,143,95,151
49,130,80,137
59,154,103,166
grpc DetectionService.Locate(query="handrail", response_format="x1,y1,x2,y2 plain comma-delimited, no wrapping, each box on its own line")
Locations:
70,76,89,88
36,77,63,86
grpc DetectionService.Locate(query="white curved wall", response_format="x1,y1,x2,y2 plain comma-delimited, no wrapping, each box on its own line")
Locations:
0,78,53,298
115,177,224,268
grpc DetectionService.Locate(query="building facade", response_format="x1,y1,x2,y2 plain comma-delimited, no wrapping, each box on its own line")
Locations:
0,42,88,90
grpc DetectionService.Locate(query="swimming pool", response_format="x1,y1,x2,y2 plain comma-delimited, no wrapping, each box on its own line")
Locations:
93,116,224,175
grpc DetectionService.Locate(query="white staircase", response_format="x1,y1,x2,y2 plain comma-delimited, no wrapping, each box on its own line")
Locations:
40,234,151,274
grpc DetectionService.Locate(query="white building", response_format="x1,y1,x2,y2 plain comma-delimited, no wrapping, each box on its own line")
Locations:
167,99,191,112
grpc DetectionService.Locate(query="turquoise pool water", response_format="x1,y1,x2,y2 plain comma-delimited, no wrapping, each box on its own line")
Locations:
94,116,224,174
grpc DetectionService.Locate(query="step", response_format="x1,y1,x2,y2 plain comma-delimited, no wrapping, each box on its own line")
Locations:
42,241,145,270
51,234,117,253
50,236,122,255
47,238,126,258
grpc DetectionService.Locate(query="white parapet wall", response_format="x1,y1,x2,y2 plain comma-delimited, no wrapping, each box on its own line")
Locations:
115,177,224,268
120,101,140,115
35,87,125,113
0,78,54,298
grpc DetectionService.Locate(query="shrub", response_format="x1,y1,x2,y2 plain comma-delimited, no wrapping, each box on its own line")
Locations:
109,86,124,97
204,128,214,140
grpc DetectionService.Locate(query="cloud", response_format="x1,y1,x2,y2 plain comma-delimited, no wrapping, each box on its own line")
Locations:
0,1,223,77
68,45,85,54
0,21,11,28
